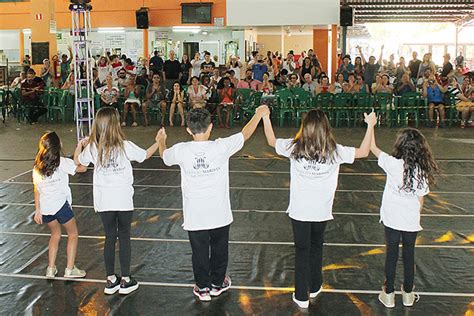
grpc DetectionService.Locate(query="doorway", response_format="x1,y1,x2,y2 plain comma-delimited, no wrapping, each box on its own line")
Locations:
183,42,199,59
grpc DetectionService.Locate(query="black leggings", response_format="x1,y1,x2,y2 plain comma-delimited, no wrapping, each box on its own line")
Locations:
384,226,418,293
291,219,327,301
100,211,133,277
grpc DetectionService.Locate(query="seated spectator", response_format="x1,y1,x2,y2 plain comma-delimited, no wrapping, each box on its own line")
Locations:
61,71,76,95
143,73,167,126
100,74,120,109
337,55,354,81
110,55,123,79
315,75,332,94
273,69,289,88
461,76,472,97
187,76,209,109
333,73,345,94
116,68,129,88
252,55,268,82
395,73,416,95
228,69,239,87
302,73,317,96
21,68,46,124
282,53,296,75
10,71,26,88
237,69,259,91
371,74,382,94
343,73,360,94
287,74,301,89
300,57,316,83
136,67,150,87
122,76,142,127
375,74,393,94
257,72,274,95
169,81,185,127
123,58,136,78
417,68,431,90
353,56,365,77
217,71,235,90
454,65,465,85
356,74,369,94
216,77,235,128
97,56,111,85
423,75,448,128
447,77,474,128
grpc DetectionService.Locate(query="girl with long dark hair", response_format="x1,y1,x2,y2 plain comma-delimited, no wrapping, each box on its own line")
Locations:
371,128,440,308
262,109,377,309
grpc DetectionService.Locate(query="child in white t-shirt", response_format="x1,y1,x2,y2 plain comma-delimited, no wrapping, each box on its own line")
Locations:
262,109,377,309
33,132,87,279
370,128,440,308
74,107,161,296
157,105,270,302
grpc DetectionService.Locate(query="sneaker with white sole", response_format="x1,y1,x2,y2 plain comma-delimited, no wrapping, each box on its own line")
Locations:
193,286,211,302
211,275,231,297
64,266,86,278
401,285,420,307
121,122,126,127
119,278,139,295
378,287,395,308
309,286,322,299
46,266,57,278
104,275,121,295
292,293,309,309
131,122,138,127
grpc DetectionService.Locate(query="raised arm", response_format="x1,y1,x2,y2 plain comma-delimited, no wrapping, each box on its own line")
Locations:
241,105,269,141
378,45,384,65
357,46,367,65
146,129,163,159
156,127,167,158
262,114,276,147
354,112,377,158
370,128,382,158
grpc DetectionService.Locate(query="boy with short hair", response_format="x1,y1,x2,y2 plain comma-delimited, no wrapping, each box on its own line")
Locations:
156,105,269,301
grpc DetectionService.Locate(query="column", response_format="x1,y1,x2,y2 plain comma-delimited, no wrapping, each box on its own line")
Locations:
313,28,329,73
330,24,338,81
29,0,57,72
19,30,24,64
143,28,149,59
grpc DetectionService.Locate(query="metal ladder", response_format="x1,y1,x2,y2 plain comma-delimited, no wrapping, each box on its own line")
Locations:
70,2,94,141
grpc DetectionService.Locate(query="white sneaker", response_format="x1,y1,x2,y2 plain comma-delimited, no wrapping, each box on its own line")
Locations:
131,122,138,127
64,266,86,278
309,286,322,299
378,287,395,308
292,293,309,309
121,122,126,127
401,285,420,307
193,286,211,302
46,266,57,278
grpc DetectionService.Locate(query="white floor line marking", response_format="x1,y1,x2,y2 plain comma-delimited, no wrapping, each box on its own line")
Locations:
2,169,33,183
13,247,49,274
1,202,473,218
1,231,472,249
4,181,474,194
0,272,472,297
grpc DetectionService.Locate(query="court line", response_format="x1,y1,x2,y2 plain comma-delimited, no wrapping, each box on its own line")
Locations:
2,202,473,218
1,231,472,249
4,181,474,194
13,247,49,274
2,169,33,183
0,272,472,297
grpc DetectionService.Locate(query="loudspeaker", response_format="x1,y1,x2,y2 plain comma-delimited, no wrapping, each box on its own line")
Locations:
136,8,149,29
340,6,353,27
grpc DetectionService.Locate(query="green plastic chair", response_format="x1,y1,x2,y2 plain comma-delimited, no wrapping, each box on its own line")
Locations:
397,92,422,127
352,93,373,127
444,94,459,127
47,88,68,123
332,93,353,127
373,93,394,127
313,93,333,120
239,91,262,124
275,89,294,127
293,90,313,127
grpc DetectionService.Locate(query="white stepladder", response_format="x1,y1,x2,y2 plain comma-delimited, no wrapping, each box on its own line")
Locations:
69,0,94,141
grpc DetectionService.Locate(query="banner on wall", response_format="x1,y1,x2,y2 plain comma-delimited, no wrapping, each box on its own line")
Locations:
155,31,169,40
105,35,126,47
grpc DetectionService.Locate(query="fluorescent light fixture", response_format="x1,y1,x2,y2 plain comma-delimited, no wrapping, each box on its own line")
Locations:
22,29,31,34
202,31,208,35
172,26,201,33
97,27,125,33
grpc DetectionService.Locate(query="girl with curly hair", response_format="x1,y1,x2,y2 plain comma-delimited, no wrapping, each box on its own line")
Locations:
371,128,440,308
33,132,87,279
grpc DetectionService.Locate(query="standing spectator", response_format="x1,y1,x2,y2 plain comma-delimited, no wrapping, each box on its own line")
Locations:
228,69,239,87
237,69,258,91
447,77,474,128
180,53,192,85
191,52,203,78
22,55,31,72
149,51,164,78
440,53,454,83
216,77,235,128
110,55,123,80
60,47,73,85
200,51,216,76
21,68,46,123
358,45,384,91
454,65,465,85
354,56,365,77
395,56,409,84
228,55,242,80
97,56,111,85
408,52,421,81
163,50,181,91
40,58,52,87
423,75,447,128
455,51,464,68
417,54,436,80
282,53,296,75
135,58,148,77
302,73,317,96
252,55,268,82
143,73,167,126
100,74,120,108
300,57,316,83
385,54,396,77
337,55,355,81
395,73,416,96
247,51,258,69
51,55,62,88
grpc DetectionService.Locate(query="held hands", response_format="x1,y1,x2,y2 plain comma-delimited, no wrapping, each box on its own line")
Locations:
34,210,42,225
364,111,377,127
156,127,167,143
77,137,89,148
255,105,271,118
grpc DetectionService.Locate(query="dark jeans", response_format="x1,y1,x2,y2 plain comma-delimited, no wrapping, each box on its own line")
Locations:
291,219,327,301
187,225,230,289
100,211,133,277
384,226,418,293
25,99,46,123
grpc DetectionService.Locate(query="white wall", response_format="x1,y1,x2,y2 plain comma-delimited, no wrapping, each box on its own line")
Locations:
227,0,339,26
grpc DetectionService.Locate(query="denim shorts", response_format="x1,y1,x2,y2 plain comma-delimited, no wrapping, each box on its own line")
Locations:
42,201,74,224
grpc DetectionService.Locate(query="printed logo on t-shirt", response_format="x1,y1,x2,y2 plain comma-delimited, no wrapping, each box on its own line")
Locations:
303,160,321,172
193,153,210,170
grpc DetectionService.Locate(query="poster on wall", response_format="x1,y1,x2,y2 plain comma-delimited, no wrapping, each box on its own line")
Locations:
105,35,126,48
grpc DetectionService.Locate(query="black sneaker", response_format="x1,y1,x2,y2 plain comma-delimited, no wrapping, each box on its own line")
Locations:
210,275,232,297
119,278,139,295
104,274,121,295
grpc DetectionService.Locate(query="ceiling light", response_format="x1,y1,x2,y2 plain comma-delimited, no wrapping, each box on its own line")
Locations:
22,29,31,34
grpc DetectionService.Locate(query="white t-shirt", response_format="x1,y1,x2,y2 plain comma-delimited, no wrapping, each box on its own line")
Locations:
282,61,296,74
33,157,77,215
97,64,112,83
78,141,147,212
378,152,429,232
191,59,203,78
275,139,355,222
163,133,245,231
